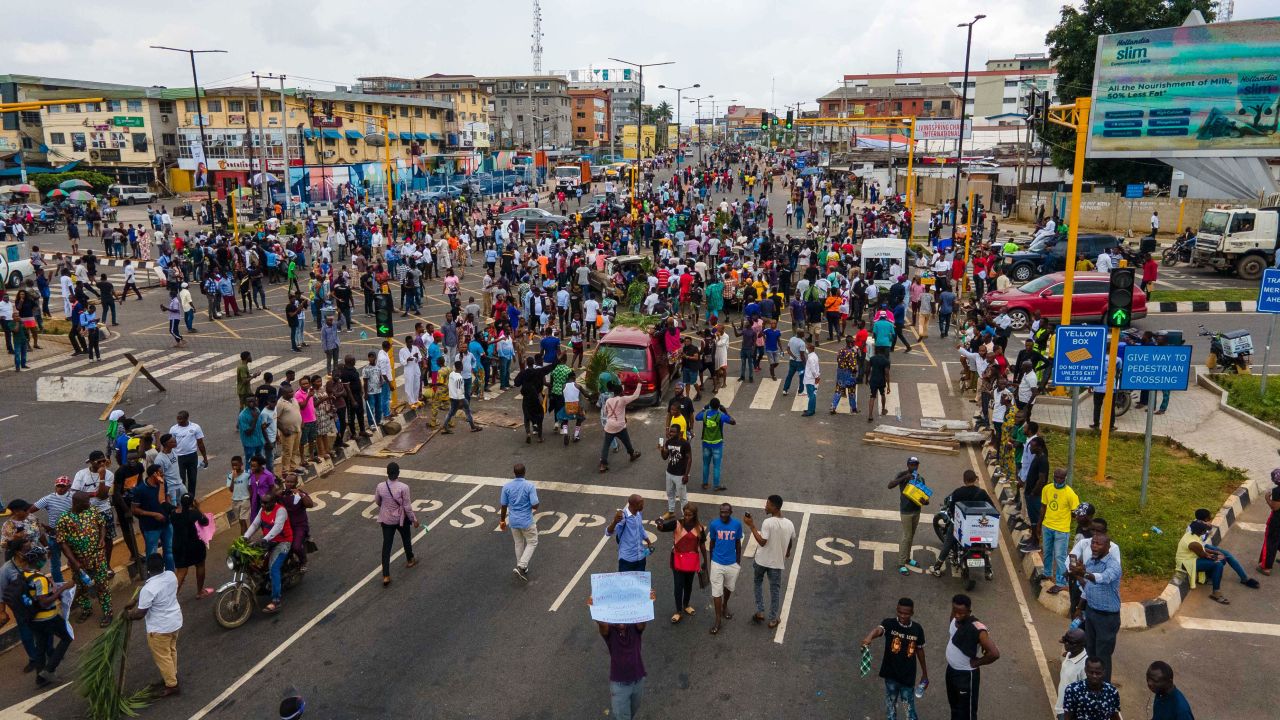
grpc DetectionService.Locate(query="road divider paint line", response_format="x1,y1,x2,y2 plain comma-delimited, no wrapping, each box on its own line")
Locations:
344,465,899,522
1176,616,1280,637
772,511,810,645
550,534,611,613
917,382,945,419
188,479,480,720
750,378,780,409
941,361,957,396
170,354,242,382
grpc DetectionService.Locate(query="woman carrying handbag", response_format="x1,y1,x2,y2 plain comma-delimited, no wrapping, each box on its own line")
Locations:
374,462,420,587
653,504,707,624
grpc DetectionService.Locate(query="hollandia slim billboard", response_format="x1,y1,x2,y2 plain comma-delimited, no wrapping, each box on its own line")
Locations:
1087,17,1280,158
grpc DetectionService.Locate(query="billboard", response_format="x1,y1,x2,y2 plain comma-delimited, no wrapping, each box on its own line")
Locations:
622,126,638,159
1088,17,1280,158
911,119,972,141
641,125,657,158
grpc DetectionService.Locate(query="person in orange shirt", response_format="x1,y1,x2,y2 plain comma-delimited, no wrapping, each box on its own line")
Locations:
824,292,844,341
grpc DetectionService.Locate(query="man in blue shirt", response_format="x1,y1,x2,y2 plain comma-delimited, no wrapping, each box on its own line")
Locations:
891,300,912,353
1071,532,1122,683
499,463,540,580
1147,661,1195,720
871,312,896,358
606,494,648,572
707,502,743,635
540,327,561,365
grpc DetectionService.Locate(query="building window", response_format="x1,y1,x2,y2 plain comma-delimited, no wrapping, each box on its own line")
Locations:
345,103,355,112
46,105,61,113
65,103,80,113
400,107,408,117
162,133,177,146
20,111,39,124
429,110,437,120
184,100,199,113
21,136,32,149
105,100,120,112
248,100,258,112
71,133,86,151
126,99,143,113
158,101,175,114
364,104,373,114
270,99,282,112
207,100,222,112
542,98,549,106
324,137,336,147
1004,80,1019,87
941,101,952,111
923,100,933,110
577,126,586,133
86,102,102,112
132,133,148,152
228,100,244,112
414,108,423,118
49,132,66,145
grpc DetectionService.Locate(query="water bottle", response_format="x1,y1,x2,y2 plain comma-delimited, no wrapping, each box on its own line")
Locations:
1069,616,1083,631
1150,526,1163,536
915,679,929,698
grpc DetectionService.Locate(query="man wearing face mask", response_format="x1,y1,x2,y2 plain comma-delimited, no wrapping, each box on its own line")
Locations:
243,492,292,614
11,541,75,686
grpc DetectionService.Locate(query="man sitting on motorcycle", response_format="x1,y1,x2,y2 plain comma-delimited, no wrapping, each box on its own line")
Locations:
242,491,291,614
929,470,993,578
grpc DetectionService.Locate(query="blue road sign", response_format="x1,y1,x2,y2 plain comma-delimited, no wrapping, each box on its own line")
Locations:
1053,326,1108,387
794,158,806,169
1124,184,1144,199
1258,268,1280,314
1120,345,1193,391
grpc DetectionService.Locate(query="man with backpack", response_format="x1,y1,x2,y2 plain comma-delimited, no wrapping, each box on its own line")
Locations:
695,398,736,492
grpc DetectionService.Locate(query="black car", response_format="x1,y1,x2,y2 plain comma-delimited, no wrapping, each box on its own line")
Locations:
580,194,627,221
1003,232,1124,283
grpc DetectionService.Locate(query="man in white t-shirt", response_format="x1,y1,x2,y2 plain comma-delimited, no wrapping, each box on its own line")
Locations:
71,449,117,559
743,494,796,627
126,554,183,696
168,411,208,496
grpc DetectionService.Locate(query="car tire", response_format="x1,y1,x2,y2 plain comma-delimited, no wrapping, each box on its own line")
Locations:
7,271,22,289
1236,254,1266,282
1010,264,1034,283
1007,309,1030,331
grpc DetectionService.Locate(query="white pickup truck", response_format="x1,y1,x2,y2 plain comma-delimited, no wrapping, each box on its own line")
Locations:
1,240,36,288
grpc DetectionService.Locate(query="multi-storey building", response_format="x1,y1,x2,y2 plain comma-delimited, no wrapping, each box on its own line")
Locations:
567,89,610,148
354,75,492,150
817,84,962,119
561,67,640,146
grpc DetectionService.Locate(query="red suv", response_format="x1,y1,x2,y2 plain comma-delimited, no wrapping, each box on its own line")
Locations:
982,271,1147,330
597,327,671,405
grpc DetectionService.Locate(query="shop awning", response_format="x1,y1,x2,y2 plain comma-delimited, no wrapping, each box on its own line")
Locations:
414,132,429,141
386,132,398,140
302,129,317,140
428,133,443,141
321,129,342,140
345,130,363,140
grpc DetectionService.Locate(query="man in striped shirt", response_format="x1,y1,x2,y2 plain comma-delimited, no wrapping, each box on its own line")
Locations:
31,477,74,582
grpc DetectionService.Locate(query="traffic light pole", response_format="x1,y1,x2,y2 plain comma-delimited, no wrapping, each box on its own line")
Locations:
1096,326,1121,482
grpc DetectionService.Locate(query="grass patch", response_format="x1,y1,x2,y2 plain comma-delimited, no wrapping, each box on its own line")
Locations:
1210,373,1280,427
1153,288,1256,303
1042,428,1244,581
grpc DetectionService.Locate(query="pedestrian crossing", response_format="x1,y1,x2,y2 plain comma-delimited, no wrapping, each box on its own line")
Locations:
703,377,920,417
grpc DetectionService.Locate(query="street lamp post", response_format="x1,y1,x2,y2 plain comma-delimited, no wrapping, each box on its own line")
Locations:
609,58,674,162
151,45,227,230
949,14,984,241
686,94,711,163
658,83,699,164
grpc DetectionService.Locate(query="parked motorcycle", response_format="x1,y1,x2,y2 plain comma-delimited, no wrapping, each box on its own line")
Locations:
1201,324,1253,374
932,500,997,591
1160,234,1195,267
214,540,304,629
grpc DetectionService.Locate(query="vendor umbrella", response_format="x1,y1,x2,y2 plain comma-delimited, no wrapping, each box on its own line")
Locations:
59,178,93,190
250,172,280,185
9,183,37,194
67,190,96,202
46,188,68,198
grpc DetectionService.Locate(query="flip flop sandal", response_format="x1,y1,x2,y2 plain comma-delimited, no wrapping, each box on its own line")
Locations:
671,614,682,624
263,602,282,613
197,588,214,599
684,606,696,616
767,619,780,629
1209,594,1230,605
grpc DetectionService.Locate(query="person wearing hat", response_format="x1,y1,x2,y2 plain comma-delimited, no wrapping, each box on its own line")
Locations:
1054,628,1088,720
1260,468,1280,576
887,457,929,575
71,450,117,569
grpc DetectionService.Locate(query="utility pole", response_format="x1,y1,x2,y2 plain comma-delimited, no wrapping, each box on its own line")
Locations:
151,45,227,230
277,75,290,212
950,15,985,241
610,58,675,161
253,73,268,211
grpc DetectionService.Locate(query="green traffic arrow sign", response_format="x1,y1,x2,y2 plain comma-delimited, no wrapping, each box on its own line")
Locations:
1110,309,1128,325
378,325,390,334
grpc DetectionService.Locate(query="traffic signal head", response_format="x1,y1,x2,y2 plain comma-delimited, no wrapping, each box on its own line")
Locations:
771,115,779,126
785,110,794,129
1106,267,1135,329
374,292,395,338
760,113,770,131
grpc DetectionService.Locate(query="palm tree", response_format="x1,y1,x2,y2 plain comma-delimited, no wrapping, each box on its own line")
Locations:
655,101,673,123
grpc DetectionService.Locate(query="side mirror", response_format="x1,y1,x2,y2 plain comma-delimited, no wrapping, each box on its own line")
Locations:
1040,289,1053,298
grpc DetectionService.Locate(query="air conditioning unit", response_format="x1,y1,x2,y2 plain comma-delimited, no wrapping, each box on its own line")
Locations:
322,150,336,159
161,114,171,123
89,150,101,161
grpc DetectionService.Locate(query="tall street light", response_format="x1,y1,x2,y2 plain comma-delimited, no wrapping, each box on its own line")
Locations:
609,58,674,161
151,45,227,230
658,83,699,163
712,98,738,144
686,94,712,163
949,14,984,241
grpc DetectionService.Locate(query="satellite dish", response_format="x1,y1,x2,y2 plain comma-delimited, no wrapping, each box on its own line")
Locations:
502,115,514,131
365,133,387,147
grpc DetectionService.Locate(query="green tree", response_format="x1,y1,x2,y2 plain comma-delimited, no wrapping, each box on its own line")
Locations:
32,170,115,195
654,101,673,123
1044,0,1216,187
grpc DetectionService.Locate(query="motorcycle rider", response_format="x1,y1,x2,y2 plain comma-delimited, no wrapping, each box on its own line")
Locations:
242,491,291,614
929,470,994,578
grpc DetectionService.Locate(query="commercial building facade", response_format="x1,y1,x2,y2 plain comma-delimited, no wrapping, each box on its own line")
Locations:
567,89,610,147
354,75,492,151
561,67,640,147
817,84,962,119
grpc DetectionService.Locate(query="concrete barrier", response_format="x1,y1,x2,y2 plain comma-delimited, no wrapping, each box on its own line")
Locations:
35,374,123,403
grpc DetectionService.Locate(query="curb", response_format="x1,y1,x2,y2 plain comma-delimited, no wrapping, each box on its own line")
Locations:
1196,373,1280,442
0,403,426,655
979,428,1263,630
1149,300,1254,314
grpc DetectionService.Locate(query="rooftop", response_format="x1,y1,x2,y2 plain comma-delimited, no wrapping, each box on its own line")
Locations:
819,85,961,101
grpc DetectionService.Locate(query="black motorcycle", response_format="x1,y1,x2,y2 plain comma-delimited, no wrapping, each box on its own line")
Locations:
1160,234,1195,267
214,541,305,629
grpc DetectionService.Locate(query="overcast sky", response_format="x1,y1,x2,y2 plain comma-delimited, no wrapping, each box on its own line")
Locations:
7,0,1275,116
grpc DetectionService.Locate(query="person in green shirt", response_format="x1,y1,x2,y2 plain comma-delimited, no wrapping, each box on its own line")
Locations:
235,351,259,408
705,278,724,324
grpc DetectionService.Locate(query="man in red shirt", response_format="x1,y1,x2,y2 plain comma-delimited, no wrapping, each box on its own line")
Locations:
656,264,671,291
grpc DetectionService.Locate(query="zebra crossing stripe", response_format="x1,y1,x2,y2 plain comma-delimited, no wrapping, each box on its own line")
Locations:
41,347,135,375
884,382,901,418
169,354,241,382
790,390,807,412
149,352,222,378
21,346,123,371
750,378,780,409
292,359,330,380
255,356,312,381
202,355,279,383
917,382,945,419
714,379,738,408
70,349,163,377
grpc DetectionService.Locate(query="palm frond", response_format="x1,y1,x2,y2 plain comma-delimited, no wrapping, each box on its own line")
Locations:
77,592,153,720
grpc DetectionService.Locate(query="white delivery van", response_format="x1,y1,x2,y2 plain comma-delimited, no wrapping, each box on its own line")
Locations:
108,184,158,205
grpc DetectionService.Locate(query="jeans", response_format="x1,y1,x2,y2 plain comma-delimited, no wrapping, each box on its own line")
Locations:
938,312,953,337
1042,528,1070,586
30,617,73,673
739,353,754,381
46,536,64,583
379,389,391,419
13,343,26,370
325,348,340,374
618,557,647,572
290,323,304,351
884,678,919,720
782,359,803,393
101,301,117,325
600,429,635,465
804,383,817,414
1205,544,1249,582
184,308,195,331
241,445,263,467
1083,607,1120,683
381,521,414,577
142,525,175,571
701,442,724,487
510,525,538,570
609,678,644,720
753,562,782,621
499,356,512,388
367,391,384,423
945,666,981,720
267,541,288,601
442,398,475,428
1196,557,1226,591
177,452,200,496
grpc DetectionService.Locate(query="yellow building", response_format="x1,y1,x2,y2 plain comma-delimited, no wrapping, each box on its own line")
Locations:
356,76,492,150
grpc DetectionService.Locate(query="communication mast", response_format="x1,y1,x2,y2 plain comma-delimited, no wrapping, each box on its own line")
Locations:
896,49,903,74
1220,0,1234,21
531,0,544,74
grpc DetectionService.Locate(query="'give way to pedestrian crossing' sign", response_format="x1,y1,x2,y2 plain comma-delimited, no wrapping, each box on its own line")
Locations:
1053,325,1108,387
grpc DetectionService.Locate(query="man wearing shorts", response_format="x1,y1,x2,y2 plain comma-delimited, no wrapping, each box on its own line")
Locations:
707,502,743,635
680,337,702,400
867,351,892,422
226,455,251,534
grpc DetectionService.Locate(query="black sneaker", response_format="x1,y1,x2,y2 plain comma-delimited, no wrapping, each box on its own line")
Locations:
513,566,529,581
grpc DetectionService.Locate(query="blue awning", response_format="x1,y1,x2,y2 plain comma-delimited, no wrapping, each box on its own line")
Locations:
321,129,342,139
428,133,443,141
0,160,80,178
386,132,398,140
414,132,429,141
302,129,317,140
344,130,363,140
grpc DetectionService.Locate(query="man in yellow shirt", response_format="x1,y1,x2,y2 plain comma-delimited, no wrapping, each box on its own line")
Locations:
1040,468,1080,593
